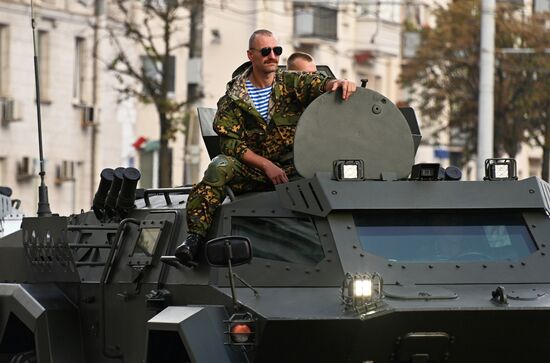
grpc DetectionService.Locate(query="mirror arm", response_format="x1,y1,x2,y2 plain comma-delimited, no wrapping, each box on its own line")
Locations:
232,272,259,296
225,241,240,312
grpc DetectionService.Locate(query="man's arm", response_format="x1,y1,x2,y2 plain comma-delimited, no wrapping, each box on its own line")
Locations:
214,98,287,185
288,72,357,104
242,150,288,184
213,99,249,159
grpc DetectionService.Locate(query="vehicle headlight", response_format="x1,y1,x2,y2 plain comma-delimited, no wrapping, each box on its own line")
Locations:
353,278,372,298
333,160,365,181
341,272,383,314
484,158,518,181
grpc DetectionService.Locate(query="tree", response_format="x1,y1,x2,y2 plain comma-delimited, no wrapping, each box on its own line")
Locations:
106,0,200,187
399,0,550,178
520,13,550,180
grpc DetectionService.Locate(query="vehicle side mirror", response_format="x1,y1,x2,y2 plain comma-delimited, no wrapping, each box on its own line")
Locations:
205,236,252,267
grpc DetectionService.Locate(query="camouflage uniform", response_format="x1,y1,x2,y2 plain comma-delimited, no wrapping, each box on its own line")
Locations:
187,68,330,237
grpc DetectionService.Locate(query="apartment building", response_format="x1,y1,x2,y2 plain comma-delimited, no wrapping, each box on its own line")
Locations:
0,0,138,215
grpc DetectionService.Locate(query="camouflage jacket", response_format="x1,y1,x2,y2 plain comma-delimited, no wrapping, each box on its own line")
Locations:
213,68,330,165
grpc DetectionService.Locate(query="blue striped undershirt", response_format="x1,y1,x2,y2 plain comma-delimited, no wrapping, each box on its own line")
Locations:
245,80,272,122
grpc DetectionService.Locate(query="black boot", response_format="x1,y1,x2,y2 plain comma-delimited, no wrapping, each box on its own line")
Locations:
175,234,202,267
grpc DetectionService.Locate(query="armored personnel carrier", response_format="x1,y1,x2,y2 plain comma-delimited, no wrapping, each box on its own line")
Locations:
1,83,550,363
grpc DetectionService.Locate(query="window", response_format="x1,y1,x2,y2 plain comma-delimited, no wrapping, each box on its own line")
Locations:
354,211,537,263
140,55,175,95
0,24,9,97
139,149,156,188
73,37,87,102
403,31,421,59
231,217,325,265
134,227,162,256
294,4,337,40
359,0,401,23
37,30,50,101
16,157,36,181
55,160,75,183
139,141,169,189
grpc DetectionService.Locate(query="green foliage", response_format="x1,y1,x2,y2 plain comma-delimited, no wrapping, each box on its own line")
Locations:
399,0,549,166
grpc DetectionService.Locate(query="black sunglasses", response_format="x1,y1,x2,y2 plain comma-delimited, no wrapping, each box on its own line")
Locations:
250,46,283,57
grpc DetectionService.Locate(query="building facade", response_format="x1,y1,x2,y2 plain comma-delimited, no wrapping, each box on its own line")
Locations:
0,0,136,216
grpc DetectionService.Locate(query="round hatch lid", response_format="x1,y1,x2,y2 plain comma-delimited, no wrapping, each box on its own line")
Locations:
293,87,415,179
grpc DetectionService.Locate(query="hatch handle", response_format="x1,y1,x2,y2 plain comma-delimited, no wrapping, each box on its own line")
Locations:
143,187,192,207
491,286,508,305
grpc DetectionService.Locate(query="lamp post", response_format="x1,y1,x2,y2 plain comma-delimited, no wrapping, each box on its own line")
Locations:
476,0,496,180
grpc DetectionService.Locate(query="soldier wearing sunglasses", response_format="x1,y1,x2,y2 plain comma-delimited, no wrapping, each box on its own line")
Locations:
176,29,357,266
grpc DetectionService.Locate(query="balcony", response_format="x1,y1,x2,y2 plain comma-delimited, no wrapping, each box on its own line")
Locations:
294,4,337,41
355,18,401,58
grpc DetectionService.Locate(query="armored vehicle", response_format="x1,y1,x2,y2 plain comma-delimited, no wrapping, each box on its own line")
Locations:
1,83,550,363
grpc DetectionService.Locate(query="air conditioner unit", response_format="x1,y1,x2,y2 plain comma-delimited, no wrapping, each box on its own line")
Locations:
1,98,21,126
16,157,36,182
80,106,94,128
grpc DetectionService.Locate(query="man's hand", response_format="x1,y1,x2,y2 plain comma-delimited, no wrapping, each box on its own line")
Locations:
242,150,289,185
326,79,357,101
262,161,289,184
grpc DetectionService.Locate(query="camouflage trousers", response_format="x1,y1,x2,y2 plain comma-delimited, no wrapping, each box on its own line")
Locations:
186,155,298,237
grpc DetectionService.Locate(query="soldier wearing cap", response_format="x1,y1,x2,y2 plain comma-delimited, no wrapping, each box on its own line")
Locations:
287,51,317,73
